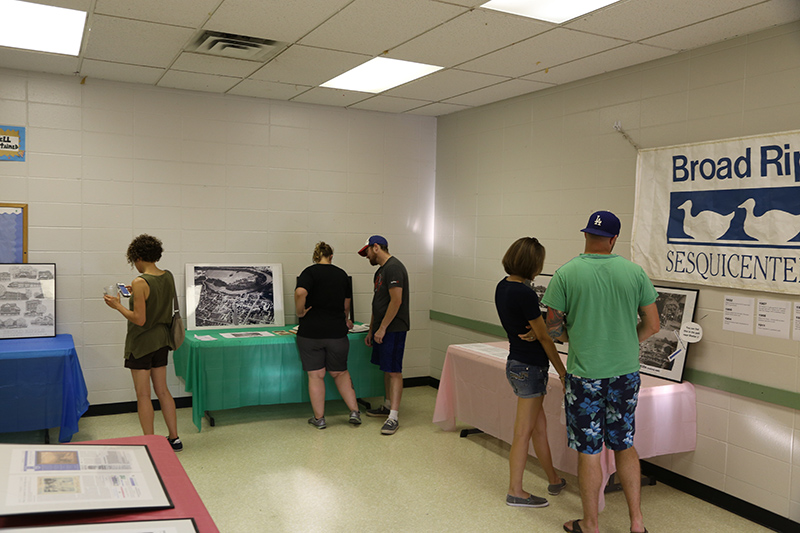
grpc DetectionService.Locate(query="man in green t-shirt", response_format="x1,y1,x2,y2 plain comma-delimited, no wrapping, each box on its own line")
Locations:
542,211,660,533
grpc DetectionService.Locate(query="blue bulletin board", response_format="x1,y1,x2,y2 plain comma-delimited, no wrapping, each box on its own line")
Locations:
0,204,27,263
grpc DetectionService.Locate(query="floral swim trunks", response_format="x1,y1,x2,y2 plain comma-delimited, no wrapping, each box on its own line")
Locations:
564,372,641,455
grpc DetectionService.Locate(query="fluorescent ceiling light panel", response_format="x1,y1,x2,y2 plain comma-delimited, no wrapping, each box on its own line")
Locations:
0,0,87,56
481,0,621,24
321,57,443,94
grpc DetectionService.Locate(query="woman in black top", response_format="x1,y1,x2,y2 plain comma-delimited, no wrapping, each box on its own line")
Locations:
495,237,567,507
295,242,360,429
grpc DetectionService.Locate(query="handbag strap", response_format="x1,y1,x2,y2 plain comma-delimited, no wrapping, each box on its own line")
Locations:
168,270,180,315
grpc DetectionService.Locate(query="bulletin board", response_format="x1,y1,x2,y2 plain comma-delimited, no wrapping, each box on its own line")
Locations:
0,203,27,263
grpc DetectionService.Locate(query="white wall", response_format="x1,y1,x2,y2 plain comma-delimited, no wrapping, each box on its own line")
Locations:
0,69,435,405
433,21,800,522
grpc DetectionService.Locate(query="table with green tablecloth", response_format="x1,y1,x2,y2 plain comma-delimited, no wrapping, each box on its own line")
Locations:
173,326,383,431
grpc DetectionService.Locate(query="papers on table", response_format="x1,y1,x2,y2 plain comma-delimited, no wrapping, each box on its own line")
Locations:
193,334,217,341
349,323,369,333
219,331,275,339
0,444,172,516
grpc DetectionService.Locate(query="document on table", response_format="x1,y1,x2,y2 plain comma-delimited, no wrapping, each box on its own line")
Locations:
193,334,217,341
0,444,172,516
219,331,275,339
1,518,199,532
452,343,508,359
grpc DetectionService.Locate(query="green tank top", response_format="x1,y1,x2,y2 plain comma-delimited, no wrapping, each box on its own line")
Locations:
124,270,175,359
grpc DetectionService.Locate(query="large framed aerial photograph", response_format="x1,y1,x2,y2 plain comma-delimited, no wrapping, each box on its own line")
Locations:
526,274,569,354
639,286,699,382
186,264,284,330
0,444,171,516
0,263,55,340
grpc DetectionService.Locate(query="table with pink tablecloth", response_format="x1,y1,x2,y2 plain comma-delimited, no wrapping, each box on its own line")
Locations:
433,342,697,509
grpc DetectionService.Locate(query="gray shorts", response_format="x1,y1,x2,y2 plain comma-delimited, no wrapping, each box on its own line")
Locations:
505,360,549,399
295,336,350,372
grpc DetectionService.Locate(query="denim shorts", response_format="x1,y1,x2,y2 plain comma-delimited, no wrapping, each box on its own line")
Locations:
505,360,549,399
564,372,641,455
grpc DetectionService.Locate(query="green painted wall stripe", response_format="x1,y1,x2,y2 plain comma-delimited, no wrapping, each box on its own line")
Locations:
430,310,800,410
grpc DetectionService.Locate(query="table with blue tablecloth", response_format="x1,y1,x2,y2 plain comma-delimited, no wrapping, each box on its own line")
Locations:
173,327,384,431
0,334,89,442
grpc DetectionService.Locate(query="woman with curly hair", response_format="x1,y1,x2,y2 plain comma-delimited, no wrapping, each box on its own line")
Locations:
104,234,181,451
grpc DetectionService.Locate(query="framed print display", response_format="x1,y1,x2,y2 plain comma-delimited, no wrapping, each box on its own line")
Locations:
639,286,699,382
186,264,285,330
1,519,198,533
0,203,27,263
0,263,55,339
525,275,568,354
0,444,171,516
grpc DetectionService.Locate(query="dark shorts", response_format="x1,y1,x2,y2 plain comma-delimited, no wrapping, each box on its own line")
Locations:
124,346,169,370
564,372,641,455
296,336,350,372
370,331,406,373
505,360,549,399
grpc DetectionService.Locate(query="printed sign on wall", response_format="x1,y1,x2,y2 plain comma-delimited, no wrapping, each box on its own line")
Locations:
633,130,800,295
0,125,25,161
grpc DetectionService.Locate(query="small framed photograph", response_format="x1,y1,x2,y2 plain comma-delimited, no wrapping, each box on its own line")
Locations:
639,286,699,382
526,274,569,354
0,263,55,340
186,264,285,330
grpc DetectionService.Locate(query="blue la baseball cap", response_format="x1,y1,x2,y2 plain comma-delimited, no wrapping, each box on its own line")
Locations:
581,210,620,237
358,235,388,256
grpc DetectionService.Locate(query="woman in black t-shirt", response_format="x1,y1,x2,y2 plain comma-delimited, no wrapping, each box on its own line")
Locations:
495,237,567,508
295,242,360,429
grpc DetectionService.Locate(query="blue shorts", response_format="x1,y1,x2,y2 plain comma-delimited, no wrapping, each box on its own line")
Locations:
370,331,406,373
564,372,641,455
505,360,549,399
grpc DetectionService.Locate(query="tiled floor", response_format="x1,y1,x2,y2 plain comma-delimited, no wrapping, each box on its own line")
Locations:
5,387,776,532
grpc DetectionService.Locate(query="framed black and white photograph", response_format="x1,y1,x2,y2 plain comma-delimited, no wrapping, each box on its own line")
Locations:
639,286,699,382
525,274,568,355
186,264,284,330
0,263,55,340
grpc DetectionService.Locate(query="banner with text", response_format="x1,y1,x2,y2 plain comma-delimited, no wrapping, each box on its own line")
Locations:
632,129,800,295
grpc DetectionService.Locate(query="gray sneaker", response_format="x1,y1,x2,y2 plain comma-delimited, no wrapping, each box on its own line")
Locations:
505,493,548,508
349,411,362,425
548,478,567,495
366,405,390,417
308,416,326,429
380,418,399,435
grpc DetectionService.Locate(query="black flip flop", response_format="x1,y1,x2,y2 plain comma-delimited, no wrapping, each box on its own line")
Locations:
563,519,583,533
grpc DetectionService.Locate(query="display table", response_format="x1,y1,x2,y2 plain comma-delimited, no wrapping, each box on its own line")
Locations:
0,435,219,532
433,342,697,509
174,327,385,431
0,334,89,443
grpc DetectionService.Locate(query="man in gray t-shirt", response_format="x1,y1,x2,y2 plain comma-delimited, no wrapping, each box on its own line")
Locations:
358,235,410,435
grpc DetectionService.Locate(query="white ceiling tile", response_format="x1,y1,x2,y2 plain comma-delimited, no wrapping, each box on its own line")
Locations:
0,47,80,76
566,0,764,42
290,87,372,107
405,102,471,116
388,8,553,67
205,0,351,42
523,43,676,85
80,60,165,85
94,0,221,27
157,70,240,92
349,95,433,113
172,52,260,77
385,68,508,101
250,45,368,86
227,79,311,100
459,28,626,78
444,78,554,106
299,0,466,55
84,15,195,67
642,1,800,52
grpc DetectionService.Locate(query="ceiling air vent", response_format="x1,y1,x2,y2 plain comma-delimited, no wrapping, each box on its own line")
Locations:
187,31,286,62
